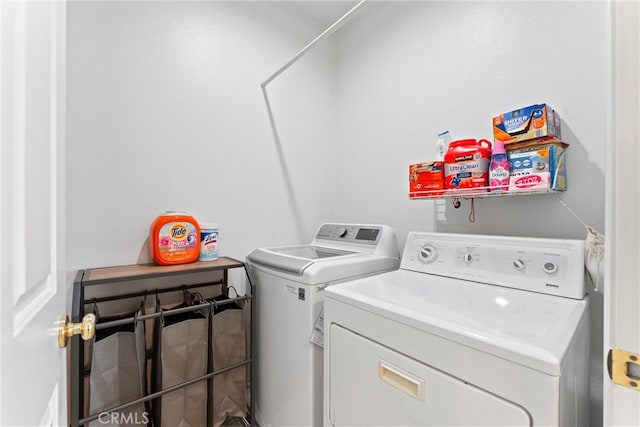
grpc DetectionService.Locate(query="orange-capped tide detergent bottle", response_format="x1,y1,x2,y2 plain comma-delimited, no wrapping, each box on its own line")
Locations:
149,211,201,265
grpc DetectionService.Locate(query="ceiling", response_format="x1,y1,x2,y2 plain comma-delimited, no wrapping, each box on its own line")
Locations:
286,1,361,27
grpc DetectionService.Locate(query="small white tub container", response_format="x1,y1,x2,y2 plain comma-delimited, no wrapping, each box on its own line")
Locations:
199,223,219,261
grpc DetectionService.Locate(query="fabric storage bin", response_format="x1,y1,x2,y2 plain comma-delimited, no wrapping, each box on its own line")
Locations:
209,295,248,427
153,301,209,427
89,302,148,427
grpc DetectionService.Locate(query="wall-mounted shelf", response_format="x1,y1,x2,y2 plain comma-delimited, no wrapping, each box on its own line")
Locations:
409,186,564,200
410,139,567,201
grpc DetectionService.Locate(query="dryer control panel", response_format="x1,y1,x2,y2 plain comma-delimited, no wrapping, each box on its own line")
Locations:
401,232,585,299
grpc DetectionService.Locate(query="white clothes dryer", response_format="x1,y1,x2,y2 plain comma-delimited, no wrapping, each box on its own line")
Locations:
247,223,400,427
324,232,590,427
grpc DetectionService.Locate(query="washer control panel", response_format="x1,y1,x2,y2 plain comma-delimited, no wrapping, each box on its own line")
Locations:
402,232,586,299
315,224,382,245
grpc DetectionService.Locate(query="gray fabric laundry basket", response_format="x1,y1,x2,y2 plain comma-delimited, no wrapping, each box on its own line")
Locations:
209,297,248,427
153,302,209,427
89,303,148,427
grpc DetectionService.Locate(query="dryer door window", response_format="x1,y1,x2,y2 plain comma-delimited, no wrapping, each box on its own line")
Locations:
328,324,532,426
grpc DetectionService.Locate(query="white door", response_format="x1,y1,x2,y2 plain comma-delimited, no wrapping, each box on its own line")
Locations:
604,0,640,425
0,1,67,425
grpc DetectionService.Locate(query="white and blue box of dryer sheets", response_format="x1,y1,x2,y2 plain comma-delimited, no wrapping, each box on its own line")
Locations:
507,142,567,192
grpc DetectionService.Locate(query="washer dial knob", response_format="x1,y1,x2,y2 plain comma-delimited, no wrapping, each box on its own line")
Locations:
543,261,558,274
463,252,474,264
419,245,438,263
512,258,526,271
336,227,348,238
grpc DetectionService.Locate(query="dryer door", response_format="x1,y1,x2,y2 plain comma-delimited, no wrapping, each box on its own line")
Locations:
328,325,532,426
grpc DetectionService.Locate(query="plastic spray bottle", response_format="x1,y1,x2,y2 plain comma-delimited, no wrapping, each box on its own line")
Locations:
489,140,510,192
436,130,452,161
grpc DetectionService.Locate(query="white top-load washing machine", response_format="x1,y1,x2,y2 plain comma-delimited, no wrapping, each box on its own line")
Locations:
247,223,400,427
324,232,590,427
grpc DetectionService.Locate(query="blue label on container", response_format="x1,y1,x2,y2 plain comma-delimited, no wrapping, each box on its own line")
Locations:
200,230,219,260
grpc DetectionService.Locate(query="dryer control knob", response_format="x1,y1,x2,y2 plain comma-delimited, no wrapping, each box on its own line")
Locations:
418,245,438,263
463,252,474,264
512,258,526,271
543,262,558,274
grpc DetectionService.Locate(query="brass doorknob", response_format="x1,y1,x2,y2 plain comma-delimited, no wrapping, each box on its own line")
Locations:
58,313,96,348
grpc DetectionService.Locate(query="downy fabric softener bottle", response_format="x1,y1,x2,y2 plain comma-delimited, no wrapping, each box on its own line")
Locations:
489,140,510,192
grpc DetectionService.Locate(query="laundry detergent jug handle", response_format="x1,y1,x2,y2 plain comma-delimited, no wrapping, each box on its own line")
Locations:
478,139,492,150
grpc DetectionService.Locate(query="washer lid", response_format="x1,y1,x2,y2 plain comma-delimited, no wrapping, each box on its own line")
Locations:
269,245,355,259
247,245,356,275
325,269,589,376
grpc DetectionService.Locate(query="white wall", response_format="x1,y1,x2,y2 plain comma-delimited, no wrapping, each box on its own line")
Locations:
66,1,338,271
334,2,607,425
335,1,606,244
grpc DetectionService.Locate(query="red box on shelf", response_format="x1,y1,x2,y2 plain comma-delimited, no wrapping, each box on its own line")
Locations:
409,162,444,198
